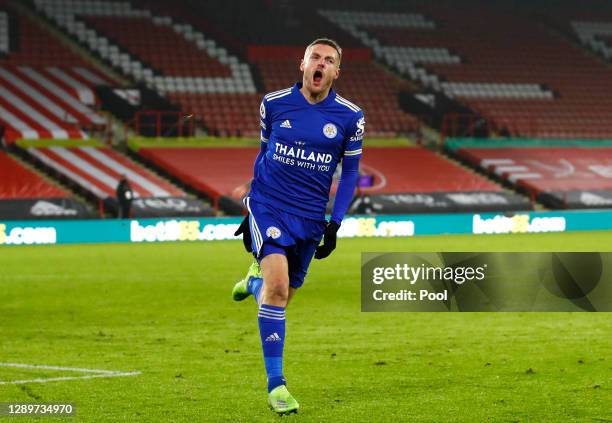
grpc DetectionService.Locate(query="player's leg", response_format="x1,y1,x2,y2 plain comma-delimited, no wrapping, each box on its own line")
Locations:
258,248,299,414
258,249,288,391
260,232,319,411
286,234,322,294
233,198,299,413
232,208,265,303
260,252,289,306
233,263,298,305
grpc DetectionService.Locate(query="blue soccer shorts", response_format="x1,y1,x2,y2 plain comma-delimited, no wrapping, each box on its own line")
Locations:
244,196,326,288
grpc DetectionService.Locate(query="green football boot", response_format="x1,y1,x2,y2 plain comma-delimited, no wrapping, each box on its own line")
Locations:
232,261,262,301
268,385,299,415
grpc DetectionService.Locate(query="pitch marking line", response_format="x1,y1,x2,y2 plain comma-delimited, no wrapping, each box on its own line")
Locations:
0,362,141,385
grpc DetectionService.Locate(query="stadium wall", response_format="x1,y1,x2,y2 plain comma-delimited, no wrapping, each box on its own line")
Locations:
2,209,612,246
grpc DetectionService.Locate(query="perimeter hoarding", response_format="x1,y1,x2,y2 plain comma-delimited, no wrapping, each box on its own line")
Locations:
1,209,612,246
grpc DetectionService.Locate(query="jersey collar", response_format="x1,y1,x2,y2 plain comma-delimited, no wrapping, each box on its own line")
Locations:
294,82,337,107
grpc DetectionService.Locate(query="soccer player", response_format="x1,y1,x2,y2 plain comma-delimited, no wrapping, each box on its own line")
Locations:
232,38,365,414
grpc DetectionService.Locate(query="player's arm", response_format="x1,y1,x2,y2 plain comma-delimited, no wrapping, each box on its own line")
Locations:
254,98,271,175
315,113,365,259
330,155,361,224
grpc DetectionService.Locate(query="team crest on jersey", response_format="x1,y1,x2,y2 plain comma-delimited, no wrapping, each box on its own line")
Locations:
266,226,281,239
260,102,266,119
323,123,337,139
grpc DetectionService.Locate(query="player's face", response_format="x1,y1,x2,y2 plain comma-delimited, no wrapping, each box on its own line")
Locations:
300,44,340,95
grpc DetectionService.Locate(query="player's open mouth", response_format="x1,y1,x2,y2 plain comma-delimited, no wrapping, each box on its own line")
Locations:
313,70,323,84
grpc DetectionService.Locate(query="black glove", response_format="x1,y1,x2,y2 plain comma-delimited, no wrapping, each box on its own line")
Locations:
234,214,252,253
314,221,340,259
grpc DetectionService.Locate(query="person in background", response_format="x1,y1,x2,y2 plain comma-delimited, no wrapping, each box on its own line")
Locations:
116,175,134,219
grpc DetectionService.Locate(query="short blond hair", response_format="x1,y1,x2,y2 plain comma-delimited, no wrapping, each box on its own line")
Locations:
306,38,342,64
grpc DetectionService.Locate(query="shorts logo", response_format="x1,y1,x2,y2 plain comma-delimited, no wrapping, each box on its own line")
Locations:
266,226,281,239
323,123,337,139
260,102,266,119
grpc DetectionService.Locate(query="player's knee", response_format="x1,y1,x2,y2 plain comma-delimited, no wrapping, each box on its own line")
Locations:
264,276,289,302
267,289,288,303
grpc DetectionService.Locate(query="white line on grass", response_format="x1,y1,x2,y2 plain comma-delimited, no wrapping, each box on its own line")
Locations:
0,362,141,385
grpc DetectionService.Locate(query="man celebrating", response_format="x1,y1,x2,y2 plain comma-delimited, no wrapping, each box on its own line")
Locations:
233,38,365,414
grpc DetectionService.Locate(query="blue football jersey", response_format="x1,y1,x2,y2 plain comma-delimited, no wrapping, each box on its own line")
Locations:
250,83,365,220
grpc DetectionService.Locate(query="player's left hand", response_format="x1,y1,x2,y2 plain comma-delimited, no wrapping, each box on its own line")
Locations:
314,221,340,259
234,214,252,252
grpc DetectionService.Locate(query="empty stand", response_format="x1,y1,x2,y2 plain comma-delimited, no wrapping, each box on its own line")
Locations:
360,147,501,193
0,10,8,54
0,66,111,140
0,3,113,142
34,0,257,136
0,150,99,219
135,0,362,51
166,93,261,137
27,146,185,200
137,147,258,201
458,147,612,194
33,0,256,91
547,4,612,61
0,151,67,198
320,4,612,139
0,4,89,67
572,21,612,60
26,0,612,141
83,16,231,78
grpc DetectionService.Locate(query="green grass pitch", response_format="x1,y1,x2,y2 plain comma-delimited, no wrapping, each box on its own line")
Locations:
1,231,611,422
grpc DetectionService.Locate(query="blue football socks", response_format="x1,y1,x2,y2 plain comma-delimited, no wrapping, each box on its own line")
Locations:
258,304,286,392
247,277,263,305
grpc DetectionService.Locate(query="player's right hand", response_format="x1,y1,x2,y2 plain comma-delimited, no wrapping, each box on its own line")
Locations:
234,214,252,253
